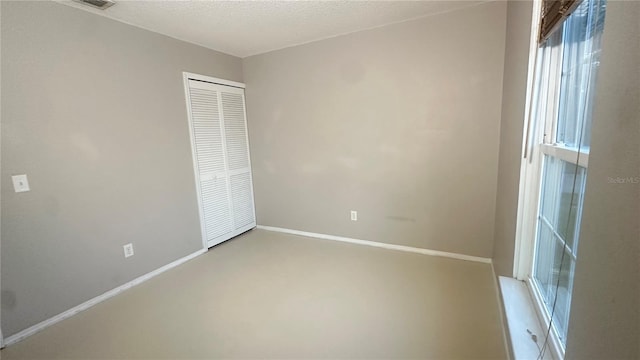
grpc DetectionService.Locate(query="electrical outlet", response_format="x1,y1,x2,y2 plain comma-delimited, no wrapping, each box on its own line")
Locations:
11,174,30,193
123,243,134,258
351,210,358,221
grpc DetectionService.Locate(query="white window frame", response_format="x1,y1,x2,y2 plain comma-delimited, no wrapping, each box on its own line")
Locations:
513,1,596,358
514,0,546,283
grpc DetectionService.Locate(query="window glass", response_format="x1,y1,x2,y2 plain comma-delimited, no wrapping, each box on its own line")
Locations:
555,0,607,149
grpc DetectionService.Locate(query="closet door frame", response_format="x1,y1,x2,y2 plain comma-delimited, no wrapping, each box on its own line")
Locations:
182,72,255,249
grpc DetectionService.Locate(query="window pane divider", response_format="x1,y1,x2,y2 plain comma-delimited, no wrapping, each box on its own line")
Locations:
540,143,589,168
539,215,578,261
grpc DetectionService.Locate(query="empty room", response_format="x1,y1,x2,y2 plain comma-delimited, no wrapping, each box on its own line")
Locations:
1,0,638,359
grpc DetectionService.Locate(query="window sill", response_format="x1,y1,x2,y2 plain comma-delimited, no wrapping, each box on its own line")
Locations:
498,276,556,360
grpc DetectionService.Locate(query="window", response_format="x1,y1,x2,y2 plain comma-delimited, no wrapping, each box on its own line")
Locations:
515,0,607,356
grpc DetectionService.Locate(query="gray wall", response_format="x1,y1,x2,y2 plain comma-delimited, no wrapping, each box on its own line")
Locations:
243,2,507,258
492,1,533,277
565,0,639,357
1,1,242,337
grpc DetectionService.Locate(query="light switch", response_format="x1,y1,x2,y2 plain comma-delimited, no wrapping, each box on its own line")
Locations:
12,174,30,193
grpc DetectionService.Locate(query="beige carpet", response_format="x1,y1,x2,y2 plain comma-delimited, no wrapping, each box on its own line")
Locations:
1,229,507,359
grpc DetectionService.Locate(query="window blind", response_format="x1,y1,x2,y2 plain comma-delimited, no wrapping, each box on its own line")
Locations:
539,0,583,43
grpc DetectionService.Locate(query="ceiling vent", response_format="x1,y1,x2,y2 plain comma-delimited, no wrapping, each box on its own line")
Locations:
72,0,115,10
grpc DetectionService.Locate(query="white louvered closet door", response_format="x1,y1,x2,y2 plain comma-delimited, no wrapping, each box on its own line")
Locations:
186,78,256,248
220,89,256,232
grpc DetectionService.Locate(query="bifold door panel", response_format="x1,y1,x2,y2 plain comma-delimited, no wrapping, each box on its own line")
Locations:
185,78,256,248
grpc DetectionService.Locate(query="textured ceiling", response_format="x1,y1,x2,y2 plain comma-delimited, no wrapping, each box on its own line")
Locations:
58,0,486,58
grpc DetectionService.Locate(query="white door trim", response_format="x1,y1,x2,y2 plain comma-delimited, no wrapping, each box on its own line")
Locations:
183,72,245,89
183,74,211,249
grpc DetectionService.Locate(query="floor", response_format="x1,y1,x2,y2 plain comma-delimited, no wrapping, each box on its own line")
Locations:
1,229,507,359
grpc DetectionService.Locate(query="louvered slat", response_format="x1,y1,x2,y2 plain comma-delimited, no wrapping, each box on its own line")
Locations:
221,92,250,171
188,84,233,242
189,88,226,175
200,178,233,239
230,172,255,229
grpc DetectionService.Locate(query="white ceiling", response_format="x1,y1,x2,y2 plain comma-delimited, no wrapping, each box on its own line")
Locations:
58,0,486,58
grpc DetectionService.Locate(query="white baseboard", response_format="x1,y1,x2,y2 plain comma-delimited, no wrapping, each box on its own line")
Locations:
257,225,492,264
3,248,207,347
